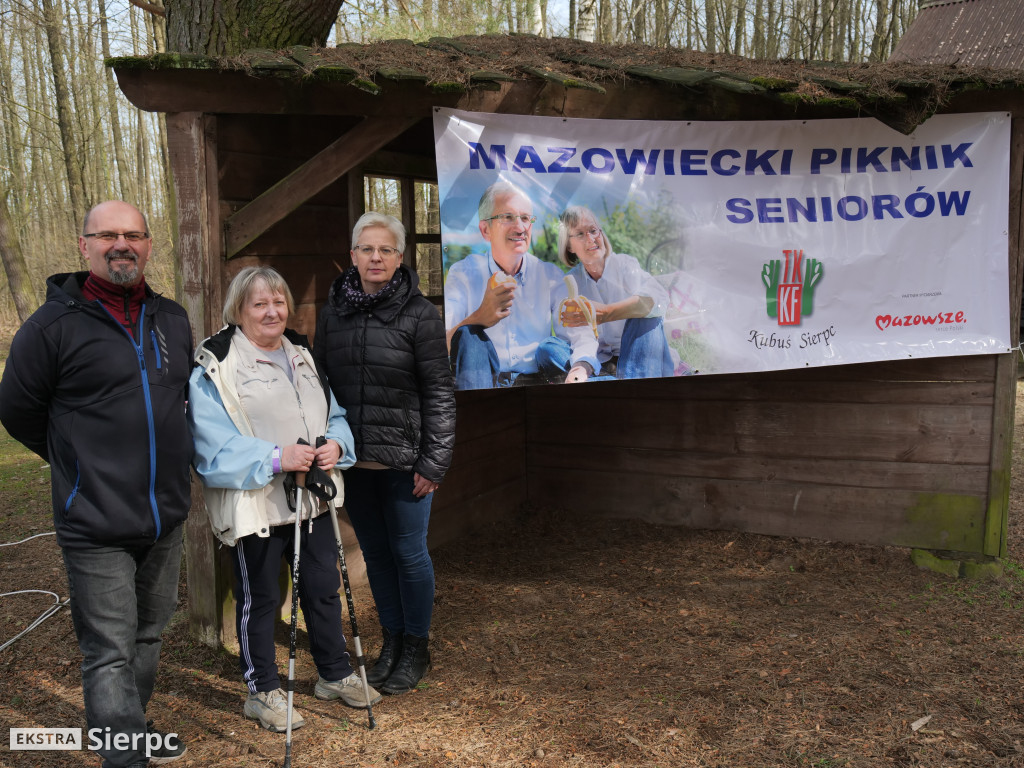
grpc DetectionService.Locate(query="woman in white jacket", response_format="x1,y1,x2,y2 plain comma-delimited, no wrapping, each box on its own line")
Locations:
557,205,674,382
188,266,379,733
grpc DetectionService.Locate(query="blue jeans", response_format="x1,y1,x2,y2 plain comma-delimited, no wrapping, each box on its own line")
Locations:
617,316,674,379
231,511,352,692
538,316,673,381
61,526,183,768
343,468,434,637
450,325,570,389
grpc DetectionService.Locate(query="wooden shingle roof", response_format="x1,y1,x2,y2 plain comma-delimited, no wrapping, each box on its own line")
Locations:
111,34,1024,134
890,0,1024,69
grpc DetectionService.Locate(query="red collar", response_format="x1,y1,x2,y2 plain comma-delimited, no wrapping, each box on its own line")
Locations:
82,273,147,330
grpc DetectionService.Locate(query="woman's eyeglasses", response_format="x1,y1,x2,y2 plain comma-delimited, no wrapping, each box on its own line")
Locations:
569,227,602,240
353,245,401,257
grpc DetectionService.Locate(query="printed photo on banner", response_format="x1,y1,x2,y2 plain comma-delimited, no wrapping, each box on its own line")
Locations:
432,107,1012,391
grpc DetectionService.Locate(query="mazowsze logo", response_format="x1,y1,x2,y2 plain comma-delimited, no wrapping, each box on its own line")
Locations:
875,311,966,330
761,249,823,326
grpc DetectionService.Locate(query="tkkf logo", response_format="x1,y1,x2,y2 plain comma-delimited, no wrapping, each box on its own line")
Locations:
761,249,823,326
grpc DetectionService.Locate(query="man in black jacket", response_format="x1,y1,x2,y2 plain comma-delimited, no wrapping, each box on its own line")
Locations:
0,201,192,767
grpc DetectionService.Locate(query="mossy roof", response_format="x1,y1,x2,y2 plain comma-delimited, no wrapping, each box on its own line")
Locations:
109,33,1024,133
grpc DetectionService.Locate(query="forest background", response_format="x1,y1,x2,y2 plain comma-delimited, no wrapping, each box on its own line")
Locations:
0,0,918,333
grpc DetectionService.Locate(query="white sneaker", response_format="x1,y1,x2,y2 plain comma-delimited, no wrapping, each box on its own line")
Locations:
314,672,382,708
243,688,305,732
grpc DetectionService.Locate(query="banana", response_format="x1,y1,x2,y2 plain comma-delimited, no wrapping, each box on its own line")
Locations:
560,275,598,339
488,271,517,291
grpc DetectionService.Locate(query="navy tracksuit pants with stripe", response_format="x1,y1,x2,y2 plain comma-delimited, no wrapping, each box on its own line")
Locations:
231,511,353,693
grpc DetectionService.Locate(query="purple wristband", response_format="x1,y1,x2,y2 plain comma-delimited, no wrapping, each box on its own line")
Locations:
272,446,282,474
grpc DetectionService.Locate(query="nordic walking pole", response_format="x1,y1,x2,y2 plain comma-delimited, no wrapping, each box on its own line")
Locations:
316,437,377,730
283,444,309,768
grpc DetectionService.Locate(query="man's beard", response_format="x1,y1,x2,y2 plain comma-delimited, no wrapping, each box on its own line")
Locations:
106,250,139,286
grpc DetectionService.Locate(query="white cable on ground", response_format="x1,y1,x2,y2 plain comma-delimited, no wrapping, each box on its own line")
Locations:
0,590,70,652
0,532,68,651
0,531,56,547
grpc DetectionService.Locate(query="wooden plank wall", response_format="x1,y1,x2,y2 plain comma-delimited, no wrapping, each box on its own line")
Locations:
215,114,356,338
429,389,528,548
525,356,999,554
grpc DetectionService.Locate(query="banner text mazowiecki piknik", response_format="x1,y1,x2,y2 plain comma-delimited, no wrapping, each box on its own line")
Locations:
432,107,1011,390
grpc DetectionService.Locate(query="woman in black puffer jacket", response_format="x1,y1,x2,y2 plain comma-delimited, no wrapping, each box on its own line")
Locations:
314,211,455,695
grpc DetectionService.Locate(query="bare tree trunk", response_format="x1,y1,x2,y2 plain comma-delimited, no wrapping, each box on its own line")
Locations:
599,0,611,42
704,0,716,51
577,0,597,40
868,0,889,62
630,0,644,42
530,0,543,34
98,0,132,201
734,0,746,55
0,25,21,185
40,0,88,227
164,0,343,55
752,0,764,57
0,189,38,323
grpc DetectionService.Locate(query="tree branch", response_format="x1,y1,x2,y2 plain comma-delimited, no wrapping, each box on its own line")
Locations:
127,0,165,18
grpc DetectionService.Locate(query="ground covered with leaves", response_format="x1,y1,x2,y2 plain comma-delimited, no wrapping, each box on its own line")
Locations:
2,388,1024,768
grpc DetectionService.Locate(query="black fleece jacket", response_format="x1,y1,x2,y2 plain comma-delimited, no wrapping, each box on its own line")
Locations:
314,266,455,483
0,272,193,548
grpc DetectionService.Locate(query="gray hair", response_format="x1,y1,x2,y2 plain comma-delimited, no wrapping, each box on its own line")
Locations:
222,266,295,326
352,212,406,254
557,205,613,268
478,180,532,221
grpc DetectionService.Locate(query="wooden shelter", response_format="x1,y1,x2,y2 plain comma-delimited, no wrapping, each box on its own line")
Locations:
113,35,1024,646
890,0,1024,68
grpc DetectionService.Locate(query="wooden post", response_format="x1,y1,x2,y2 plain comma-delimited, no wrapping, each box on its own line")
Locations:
984,116,1024,558
166,111,236,648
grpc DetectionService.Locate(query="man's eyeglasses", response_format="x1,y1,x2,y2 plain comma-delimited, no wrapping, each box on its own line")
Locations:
353,244,401,257
569,227,602,240
484,213,536,226
83,231,150,243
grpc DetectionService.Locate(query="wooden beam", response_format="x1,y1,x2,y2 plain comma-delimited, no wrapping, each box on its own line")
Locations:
363,149,437,180
983,117,1024,558
223,116,419,259
165,111,237,649
401,174,416,259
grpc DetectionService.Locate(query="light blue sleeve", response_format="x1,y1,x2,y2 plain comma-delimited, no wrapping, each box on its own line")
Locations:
325,389,357,469
188,366,275,490
443,257,476,331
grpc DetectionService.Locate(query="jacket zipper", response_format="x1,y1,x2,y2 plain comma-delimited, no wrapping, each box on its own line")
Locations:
99,302,162,539
122,292,132,338
150,330,163,370
63,460,81,514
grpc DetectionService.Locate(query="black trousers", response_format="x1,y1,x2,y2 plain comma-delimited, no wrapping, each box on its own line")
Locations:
231,511,352,693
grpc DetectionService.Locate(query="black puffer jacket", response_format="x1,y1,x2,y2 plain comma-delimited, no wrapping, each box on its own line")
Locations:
314,266,455,483
0,272,193,548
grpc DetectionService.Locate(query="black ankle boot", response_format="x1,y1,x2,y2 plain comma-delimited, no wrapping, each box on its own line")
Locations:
380,634,431,695
365,627,403,687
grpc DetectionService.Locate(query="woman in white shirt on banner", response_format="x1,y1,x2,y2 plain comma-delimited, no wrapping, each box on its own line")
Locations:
557,204,674,382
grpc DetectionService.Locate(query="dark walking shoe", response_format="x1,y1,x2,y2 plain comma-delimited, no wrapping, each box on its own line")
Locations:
380,633,431,695
365,627,403,687
146,720,187,765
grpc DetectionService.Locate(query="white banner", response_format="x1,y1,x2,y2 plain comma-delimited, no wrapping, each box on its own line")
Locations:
433,107,1011,389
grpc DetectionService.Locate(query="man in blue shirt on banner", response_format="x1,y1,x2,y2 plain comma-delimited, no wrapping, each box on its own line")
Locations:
444,180,588,389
